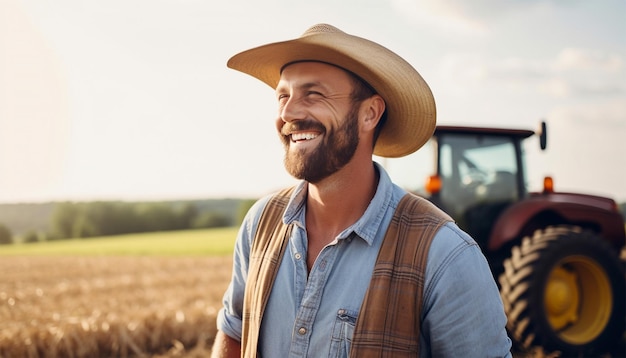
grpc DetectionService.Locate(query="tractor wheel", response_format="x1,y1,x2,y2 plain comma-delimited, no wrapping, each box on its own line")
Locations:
499,225,626,356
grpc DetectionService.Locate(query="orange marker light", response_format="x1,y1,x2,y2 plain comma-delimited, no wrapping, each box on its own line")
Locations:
543,176,554,193
426,175,442,194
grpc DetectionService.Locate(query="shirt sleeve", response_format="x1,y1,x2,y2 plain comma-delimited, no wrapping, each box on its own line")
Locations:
216,196,271,342
420,222,512,358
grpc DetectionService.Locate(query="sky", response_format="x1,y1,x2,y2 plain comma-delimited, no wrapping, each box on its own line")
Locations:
1,0,625,204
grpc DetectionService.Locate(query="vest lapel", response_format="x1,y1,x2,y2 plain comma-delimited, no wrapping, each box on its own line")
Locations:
350,193,452,357
241,187,294,358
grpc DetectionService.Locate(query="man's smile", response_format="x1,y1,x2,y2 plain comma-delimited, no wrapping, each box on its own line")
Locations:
290,131,320,143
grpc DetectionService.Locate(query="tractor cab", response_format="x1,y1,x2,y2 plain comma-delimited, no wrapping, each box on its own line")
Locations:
425,126,535,250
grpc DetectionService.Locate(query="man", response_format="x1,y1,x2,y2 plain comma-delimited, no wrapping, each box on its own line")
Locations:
212,24,512,357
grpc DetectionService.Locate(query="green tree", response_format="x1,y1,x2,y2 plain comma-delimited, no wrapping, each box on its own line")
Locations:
135,203,179,232
0,224,13,245
71,212,99,238
51,202,78,239
175,203,199,229
22,230,40,244
192,212,231,229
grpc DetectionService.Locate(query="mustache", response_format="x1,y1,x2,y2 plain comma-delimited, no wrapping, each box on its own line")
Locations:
280,120,325,136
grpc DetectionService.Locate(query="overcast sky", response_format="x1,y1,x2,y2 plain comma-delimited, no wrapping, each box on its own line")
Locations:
1,0,625,203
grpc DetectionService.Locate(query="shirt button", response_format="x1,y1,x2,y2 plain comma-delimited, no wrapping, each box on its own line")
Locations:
295,253,302,260
298,327,307,335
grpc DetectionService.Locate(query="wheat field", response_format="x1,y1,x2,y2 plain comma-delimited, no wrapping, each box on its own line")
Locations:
0,256,232,357
2,254,618,357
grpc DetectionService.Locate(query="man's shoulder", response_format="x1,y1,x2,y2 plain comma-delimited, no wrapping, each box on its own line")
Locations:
242,186,299,242
432,221,477,248
396,193,453,223
247,186,296,216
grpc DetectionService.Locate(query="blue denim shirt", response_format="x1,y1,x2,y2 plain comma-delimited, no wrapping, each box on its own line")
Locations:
217,162,512,357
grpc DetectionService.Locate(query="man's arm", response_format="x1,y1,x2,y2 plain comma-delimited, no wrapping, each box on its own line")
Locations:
211,330,241,358
422,224,512,357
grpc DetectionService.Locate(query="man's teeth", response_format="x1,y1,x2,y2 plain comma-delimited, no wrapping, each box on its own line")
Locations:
291,132,318,141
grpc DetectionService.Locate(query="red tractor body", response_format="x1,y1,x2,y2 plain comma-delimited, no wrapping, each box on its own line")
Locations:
389,122,626,355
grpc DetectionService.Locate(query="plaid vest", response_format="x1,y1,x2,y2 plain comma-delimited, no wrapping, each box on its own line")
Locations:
241,187,452,357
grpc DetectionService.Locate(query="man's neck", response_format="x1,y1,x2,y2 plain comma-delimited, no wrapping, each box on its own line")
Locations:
305,161,379,237
302,160,379,271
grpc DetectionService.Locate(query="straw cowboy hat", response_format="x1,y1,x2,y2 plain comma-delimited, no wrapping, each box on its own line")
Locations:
227,23,436,158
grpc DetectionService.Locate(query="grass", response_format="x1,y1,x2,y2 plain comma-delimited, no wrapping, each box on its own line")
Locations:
0,227,239,256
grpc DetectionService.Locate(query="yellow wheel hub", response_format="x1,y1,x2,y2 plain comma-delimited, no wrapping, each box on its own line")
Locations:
544,255,613,344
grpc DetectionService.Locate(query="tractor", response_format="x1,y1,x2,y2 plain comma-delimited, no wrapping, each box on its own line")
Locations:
385,121,626,356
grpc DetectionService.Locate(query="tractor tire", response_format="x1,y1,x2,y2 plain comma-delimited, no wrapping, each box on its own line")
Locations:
499,225,626,356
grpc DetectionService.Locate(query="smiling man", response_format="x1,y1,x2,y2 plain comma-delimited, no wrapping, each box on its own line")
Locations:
212,24,512,357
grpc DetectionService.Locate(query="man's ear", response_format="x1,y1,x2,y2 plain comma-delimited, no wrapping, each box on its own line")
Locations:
361,94,386,131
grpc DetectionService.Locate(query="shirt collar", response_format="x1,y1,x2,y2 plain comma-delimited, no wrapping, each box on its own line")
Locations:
282,162,395,246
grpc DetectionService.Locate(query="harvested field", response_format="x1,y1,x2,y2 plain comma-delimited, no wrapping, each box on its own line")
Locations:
0,256,231,357
2,255,619,357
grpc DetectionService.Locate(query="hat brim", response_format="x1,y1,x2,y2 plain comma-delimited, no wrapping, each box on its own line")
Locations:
227,25,436,158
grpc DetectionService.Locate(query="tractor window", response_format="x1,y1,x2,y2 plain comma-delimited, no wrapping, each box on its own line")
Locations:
462,144,517,176
439,134,519,202
440,144,452,179
437,134,520,243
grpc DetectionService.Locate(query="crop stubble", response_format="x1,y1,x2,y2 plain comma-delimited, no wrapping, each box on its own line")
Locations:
1,256,582,358
0,256,232,357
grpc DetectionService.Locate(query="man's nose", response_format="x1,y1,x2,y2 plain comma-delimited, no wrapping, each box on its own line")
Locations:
279,96,305,123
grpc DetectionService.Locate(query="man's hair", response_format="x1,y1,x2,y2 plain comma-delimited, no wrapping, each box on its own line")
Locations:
347,71,388,147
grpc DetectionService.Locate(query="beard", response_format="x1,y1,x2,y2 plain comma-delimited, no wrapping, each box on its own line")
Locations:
279,104,360,183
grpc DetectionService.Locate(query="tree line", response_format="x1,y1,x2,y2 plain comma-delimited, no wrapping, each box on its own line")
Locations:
2,200,625,246
0,199,256,245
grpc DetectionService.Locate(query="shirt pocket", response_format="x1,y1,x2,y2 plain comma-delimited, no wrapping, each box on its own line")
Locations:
328,308,358,358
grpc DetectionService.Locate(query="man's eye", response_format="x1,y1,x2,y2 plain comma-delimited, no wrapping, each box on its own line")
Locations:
277,94,289,101
307,91,323,97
